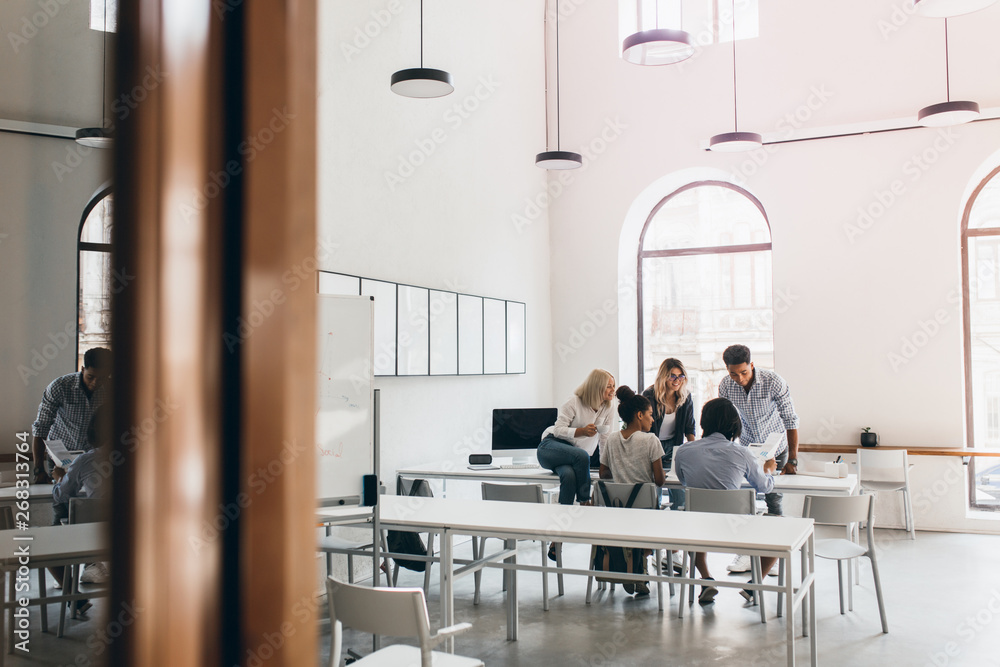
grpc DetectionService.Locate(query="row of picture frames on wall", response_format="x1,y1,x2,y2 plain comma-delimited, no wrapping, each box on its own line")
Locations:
319,271,526,376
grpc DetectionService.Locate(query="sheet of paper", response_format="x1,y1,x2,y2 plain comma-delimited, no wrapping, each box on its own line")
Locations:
747,432,786,463
45,439,81,468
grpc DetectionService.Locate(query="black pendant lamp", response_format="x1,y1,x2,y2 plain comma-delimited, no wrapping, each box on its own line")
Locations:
75,1,112,148
709,0,761,151
536,2,582,169
621,1,694,66
390,0,453,98
917,18,980,126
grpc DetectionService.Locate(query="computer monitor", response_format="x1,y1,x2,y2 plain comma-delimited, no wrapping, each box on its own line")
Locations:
491,408,558,464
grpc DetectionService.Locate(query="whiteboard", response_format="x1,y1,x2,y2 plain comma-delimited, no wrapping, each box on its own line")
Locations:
315,294,374,504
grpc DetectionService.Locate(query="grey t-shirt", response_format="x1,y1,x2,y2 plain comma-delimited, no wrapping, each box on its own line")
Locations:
600,430,663,485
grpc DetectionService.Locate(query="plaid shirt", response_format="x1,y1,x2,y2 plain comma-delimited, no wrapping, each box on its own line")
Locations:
719,368,799,452
31,372,108,451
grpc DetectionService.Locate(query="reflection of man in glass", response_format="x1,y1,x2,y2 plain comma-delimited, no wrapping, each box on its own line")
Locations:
718,344,799,516
30,347,111,483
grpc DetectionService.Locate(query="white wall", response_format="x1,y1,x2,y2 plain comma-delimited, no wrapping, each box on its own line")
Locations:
548,0,1000,532
0,1,110,440
317,0,553,485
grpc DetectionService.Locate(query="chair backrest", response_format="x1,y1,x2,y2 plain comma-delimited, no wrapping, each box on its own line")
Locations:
684,487,756,516
856,448,908,483
0,506,12,530
481,482,544,504
592,481,658,509
802,493,874,526
69,497,107,524
326,577,431,645
398,477,433,498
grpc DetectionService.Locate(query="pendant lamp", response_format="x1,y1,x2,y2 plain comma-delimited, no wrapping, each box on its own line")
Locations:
390,0,453,98
708,0,761,152
913,0,997,17
536,2,582,170
621,1,693,66
917,19,980,127
76,1,112,148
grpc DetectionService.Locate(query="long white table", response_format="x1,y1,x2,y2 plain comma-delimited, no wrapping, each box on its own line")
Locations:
324,495,818,666
0,523,109,664
397,461,858,498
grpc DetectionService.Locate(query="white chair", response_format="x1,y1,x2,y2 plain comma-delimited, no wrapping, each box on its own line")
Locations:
803,493,889,633
585,481,666,610
318,530,392,585
856,448,915,540
680,487,772,623
326,578,484,667
474,482,563,610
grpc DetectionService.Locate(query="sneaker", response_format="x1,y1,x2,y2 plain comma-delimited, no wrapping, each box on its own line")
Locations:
726,554,752,573
634,582,650,597
660,552,684,574
698,578,718,604
623,581,635,595
80,562,109,584
739,580,755,603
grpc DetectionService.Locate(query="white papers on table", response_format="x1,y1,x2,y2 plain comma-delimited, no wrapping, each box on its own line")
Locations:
45,439,81,468
747,432,785,465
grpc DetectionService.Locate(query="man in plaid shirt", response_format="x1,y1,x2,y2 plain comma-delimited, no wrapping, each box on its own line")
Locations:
31,347,111,484
718,344,799,517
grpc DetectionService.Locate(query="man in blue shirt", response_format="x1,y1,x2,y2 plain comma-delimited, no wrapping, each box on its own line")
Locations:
718,344,799,517
675,398,778,603
30,347,111,483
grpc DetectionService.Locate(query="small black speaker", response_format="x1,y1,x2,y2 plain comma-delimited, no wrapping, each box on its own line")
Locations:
469,454,492,465
362,474,378,506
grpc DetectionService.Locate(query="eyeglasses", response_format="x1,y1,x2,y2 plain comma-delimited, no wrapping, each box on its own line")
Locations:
667,374,685,382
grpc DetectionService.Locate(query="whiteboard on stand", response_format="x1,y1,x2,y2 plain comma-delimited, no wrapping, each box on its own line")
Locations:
315,294,374,506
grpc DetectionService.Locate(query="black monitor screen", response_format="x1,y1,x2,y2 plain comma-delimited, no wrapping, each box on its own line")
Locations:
491,408,558,451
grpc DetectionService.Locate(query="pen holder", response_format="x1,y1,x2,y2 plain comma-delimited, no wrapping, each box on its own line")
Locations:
824,462,848,478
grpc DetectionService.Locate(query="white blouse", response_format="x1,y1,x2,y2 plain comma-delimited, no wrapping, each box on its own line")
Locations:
541,395,616,457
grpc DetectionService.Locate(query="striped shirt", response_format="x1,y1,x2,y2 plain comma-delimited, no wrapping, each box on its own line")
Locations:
718,368,799,453
32,372,108,452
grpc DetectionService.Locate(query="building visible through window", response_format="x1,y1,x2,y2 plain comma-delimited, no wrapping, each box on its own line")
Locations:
78,190,113,369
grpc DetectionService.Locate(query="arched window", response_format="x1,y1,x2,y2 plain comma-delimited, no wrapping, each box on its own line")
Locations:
962,166,1000,510
78,186,113,369
637,181,773,412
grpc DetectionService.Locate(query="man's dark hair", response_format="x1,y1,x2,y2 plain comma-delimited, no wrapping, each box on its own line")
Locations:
700,398,742,441
722,344,751,366
83,347,112,371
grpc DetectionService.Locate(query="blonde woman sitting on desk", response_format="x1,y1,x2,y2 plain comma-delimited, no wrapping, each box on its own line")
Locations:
536,369,616,561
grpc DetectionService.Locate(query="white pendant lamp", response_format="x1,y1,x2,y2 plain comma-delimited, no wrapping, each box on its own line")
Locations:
536,2,582,170
390,0,453,98
913,0,997,17
709,0,761,152
917,19,980,127
76,0,112,148
622,1,693,66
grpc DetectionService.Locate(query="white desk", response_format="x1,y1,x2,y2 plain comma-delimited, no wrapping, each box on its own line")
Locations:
0,523,109,664
397,461,858,498
326,495,817,667
0,485,55,508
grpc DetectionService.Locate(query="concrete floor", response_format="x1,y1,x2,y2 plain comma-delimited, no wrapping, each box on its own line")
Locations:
324,528,1000,667
5,527,1000,666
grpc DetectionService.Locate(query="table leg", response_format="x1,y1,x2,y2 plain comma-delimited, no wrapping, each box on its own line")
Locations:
808,534,817,667
439,530,454,653
6,570,13,657
787,552,796,667
800,544,808,637
504,538,518,641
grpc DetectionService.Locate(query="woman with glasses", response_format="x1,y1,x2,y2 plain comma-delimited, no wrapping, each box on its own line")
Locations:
642,358,696,511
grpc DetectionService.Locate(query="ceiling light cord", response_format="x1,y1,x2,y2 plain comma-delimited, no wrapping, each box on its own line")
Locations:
944,18,951,101
555,3,561,149
731,0,738,131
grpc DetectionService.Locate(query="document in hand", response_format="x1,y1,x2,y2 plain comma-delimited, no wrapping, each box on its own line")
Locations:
45,439,81,468
747,432,786,464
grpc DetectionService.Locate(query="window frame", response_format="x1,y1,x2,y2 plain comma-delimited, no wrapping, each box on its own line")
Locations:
77,183,114,369
961,163,1000,511
636,180,771,386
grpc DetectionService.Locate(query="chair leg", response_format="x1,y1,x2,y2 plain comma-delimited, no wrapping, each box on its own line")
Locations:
423,532,434,594
752,557,766,623
687,553,696,605
347,554,354,584
654,549,664,612
57,566,72,638
473,537,482,605
836,561,845,614
540,542,549,612
37,569,47,633
776,559,785,618
903,488,916,540
847,557,854,612
677,551,691,619
868,554,889,634
556,544,564,597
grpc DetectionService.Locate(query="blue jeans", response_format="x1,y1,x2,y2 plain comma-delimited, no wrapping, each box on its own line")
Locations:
660,444,686,510
537,436,591,505
764,449,788,516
